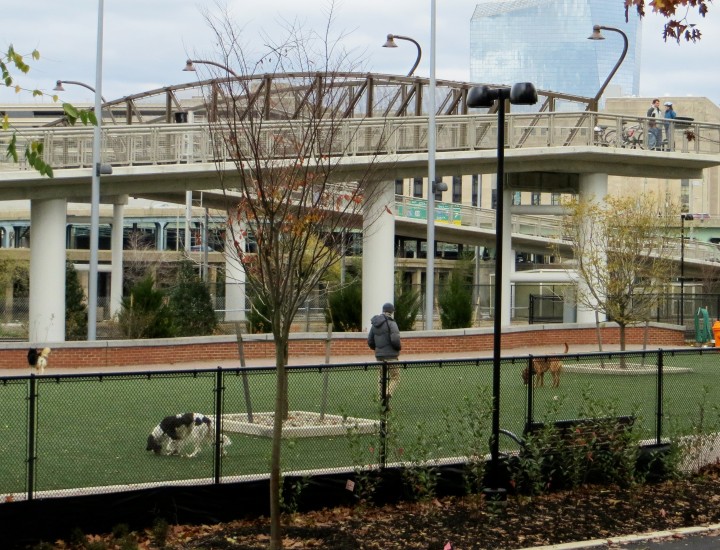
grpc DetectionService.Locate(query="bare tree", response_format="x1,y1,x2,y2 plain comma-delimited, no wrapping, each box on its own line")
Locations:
557,193,678,355
199,6,392,548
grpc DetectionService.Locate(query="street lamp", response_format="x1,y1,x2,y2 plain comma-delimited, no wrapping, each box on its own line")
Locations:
587,24,629,111
382,34,422,77
183,59,239,78
53,80,117,124
680,213,694,326
468,82,538,494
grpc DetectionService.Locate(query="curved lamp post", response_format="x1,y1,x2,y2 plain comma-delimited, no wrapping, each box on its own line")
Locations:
587,24,628,111
53,80,117,124
382,34,422,77
183,59,239,78
468,82,538,497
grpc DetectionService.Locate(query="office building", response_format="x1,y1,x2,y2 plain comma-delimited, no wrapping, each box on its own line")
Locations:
470,0,642,102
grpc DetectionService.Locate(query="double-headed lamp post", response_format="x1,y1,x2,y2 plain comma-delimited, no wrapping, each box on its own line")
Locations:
680,213,694,326
468,82,538,494
587,25,629,111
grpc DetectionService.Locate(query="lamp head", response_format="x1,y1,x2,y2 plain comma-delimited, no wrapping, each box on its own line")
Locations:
53,80,65,92
510,82,538,105
183,60,196,72
382,34,398,48
588,25,605,40
467,85,499,108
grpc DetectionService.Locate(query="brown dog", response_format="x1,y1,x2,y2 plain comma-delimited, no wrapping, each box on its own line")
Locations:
522,343,568,388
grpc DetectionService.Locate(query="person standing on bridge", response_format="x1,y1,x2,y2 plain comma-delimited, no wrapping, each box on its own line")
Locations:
647,98,662,150
368,302,402,399
664,101,677,151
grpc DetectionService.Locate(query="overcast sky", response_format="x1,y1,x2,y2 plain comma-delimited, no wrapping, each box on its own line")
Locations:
2,0,719,106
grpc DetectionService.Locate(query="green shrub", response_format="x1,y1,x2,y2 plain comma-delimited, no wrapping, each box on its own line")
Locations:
167,260,217,336
325,279,362,331
247,298,272,334
393,283,421,331
438,269,473,329
117,276,174,339
65,262,88,340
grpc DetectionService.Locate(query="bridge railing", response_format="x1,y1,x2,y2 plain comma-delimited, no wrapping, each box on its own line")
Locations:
3,111,720,172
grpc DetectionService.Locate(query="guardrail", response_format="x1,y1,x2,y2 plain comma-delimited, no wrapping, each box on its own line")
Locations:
2,111,720,172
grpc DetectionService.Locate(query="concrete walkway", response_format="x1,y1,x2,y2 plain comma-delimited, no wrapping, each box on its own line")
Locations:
0,342,694,377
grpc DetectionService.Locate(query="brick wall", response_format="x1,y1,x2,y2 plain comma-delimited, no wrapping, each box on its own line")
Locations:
0,323,685,370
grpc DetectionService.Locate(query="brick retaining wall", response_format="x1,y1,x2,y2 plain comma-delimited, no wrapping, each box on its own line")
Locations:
0,323,685,370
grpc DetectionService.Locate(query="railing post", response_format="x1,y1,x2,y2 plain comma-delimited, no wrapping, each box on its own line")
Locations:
656,349,664,445
214,367,224,484
26,374,38,501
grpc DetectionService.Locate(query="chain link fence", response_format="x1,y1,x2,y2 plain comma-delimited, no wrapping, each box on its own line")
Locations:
1,347,719,503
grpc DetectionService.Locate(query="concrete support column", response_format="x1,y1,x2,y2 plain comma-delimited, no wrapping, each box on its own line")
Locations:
577,172,609,324
29,198,66,343
500,187,513,327
110,198,127,318
0,225,10,248
362,180,396,330
224,217,246,322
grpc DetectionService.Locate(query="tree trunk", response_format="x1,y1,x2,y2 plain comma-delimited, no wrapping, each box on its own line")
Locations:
619,323,627,369
269,337,288,549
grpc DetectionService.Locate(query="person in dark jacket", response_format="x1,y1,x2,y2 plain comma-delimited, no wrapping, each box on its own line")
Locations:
368,302,402,396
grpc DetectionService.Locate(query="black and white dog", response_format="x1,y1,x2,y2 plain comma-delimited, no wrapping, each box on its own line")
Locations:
146,413,231,458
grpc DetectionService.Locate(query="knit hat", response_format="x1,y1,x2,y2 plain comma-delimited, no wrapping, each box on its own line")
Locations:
382,302,395,313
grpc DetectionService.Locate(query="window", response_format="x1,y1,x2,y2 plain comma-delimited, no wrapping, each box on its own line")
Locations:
471,174,480,207
395,179,404,196
413,177,423,198
435,177,444,202
452,176,462,203
531,192,541,205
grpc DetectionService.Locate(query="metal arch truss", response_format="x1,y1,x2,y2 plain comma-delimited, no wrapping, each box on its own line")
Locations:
45,72,594,127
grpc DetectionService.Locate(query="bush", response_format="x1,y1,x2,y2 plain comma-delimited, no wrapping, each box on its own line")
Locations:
167,260,217,336
394,283,421,331
247,298,272,334
325,279,362,331
117,276,174,339
438,269,473,329
65,262,88,340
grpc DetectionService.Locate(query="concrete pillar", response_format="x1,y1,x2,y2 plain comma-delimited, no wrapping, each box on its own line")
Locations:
224,217,246,322
29,198,66,343
110,198,127,318
500,187,513,327
362,180,396,330
577,173,609,324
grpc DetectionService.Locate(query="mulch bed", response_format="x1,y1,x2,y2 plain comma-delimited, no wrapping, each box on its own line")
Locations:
40,463,720,549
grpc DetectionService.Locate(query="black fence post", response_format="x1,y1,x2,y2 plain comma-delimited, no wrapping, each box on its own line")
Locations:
26,374,38,501
525,356,534,432
656,349,664,445
379,361,389,469
214,367,224,484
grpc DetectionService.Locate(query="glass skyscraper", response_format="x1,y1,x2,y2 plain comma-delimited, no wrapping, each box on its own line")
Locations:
470,0,642,101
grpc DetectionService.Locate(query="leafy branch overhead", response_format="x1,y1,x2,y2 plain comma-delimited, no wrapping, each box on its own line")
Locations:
2,45,97,178
626,0,710,42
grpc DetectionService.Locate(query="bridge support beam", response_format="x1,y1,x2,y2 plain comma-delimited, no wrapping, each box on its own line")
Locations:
110,198,127,318
362,181,396,330
224,217,246,322
29,198,67,343
576,172,609,324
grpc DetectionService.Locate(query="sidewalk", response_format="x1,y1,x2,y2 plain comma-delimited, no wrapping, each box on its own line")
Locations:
0,343,691,377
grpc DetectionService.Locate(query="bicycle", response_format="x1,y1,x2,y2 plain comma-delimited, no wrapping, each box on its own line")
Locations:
594,124,649,149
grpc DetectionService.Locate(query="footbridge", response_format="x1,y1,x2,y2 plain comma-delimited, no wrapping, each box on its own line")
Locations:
2,72,720,341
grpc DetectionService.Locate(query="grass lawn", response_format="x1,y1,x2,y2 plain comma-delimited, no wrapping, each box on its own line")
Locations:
0,349,718,497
